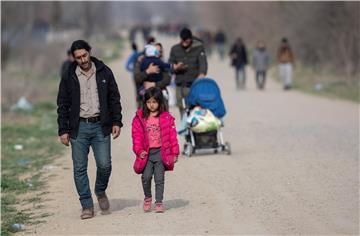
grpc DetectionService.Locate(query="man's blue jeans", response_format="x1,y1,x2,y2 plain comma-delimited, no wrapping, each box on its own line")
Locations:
235,65,246,89
70,121,111,207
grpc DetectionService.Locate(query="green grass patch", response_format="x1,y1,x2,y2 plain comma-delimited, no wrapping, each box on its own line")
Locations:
1,102,64,235
99,37,124,64
270,65,360,103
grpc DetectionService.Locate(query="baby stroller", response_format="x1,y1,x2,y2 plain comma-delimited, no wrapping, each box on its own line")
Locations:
181,78,231,157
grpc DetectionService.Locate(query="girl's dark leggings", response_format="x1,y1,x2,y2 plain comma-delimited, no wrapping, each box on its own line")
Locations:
141,148,165,203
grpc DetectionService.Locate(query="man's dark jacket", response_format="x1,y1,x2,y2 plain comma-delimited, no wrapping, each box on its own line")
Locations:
57,56,123,138
230,44,248,67
169,37,207,87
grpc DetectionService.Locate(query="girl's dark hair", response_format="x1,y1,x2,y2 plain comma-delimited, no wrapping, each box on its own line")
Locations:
142,87,167,118
70,40,92,56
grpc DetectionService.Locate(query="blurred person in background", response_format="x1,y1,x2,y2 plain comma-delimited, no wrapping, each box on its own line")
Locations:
252,40,270,90
197,29,214,57
214,29,227,60
57,40,122,220
229,37,248,90
169,28,208,116
134,42,173,108
277,37,295,90
60,49,74,79
140,44,183,90
125,42,140,73
125,42,142,107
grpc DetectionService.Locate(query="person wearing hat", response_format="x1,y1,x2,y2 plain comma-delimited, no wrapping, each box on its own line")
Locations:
169,28,208,116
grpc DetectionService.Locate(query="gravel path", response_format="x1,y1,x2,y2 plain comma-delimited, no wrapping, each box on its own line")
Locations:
24,35,359,235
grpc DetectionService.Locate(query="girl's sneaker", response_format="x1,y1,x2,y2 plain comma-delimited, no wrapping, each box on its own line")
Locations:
143,197,152,212
155,202,164,213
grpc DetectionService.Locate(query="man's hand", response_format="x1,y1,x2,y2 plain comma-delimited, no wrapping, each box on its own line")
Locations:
173,62,184,72
146,63,160,75
59,133,70,146
140,151,147,159
112,126,121,139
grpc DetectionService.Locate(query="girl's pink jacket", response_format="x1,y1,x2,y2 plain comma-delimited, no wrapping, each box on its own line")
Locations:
131,109,180,171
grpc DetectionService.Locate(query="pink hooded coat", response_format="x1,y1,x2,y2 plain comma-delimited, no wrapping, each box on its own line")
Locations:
132,109,179,172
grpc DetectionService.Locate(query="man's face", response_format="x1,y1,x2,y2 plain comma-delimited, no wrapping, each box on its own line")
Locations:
181,38,192,49
73,49,91,71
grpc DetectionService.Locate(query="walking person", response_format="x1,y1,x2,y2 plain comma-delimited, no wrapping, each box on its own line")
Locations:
57,40,122,219
60,49,74,79
169,28,208,116
214,29,227,60
277,37,295,90
229,37,248,90
131,87,179,213
125,42,142,108
134,42,174,108
252,40,270,90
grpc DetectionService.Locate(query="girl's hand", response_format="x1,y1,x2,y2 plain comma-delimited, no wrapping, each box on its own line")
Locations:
140,151,147,159
174,156,178,163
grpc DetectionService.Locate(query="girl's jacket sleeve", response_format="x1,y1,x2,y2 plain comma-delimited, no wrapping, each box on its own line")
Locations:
131,116,145,157
169,116,180,156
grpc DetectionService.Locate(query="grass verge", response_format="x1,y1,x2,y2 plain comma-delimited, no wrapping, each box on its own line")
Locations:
1,102,63,235
270,65,359,103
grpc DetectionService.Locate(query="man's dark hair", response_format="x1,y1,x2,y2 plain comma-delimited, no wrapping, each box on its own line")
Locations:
70,40,91,56
146,36,155,44
180,28,192,41
142,87,167,118
67,49,71,56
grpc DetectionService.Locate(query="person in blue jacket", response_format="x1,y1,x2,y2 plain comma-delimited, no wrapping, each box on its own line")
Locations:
125,42,140,73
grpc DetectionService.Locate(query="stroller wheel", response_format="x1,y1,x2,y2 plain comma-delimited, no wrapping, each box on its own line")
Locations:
183,144,193,157
224,142,231,155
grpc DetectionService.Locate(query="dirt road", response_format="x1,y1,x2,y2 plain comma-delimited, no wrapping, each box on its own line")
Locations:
24,35,359,235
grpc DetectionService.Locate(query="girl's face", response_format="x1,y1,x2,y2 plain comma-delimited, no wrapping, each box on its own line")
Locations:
146,97,159,113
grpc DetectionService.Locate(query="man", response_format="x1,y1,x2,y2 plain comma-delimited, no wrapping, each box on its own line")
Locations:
214,29,227,60
169,28,208,116
57,40,122,220
252,40,270,90
134,42,182,109
229,37,248,90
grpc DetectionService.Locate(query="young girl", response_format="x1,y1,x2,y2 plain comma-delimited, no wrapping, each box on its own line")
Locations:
131,87,179,213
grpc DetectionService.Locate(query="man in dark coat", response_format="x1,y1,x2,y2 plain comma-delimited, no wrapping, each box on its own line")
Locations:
229,37,248,89
57,40,122,219
169,28,208,115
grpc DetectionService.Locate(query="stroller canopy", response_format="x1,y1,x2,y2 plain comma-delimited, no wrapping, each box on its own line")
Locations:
185,78,226,118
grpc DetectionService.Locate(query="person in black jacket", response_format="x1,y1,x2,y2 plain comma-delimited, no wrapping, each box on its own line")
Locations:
229,37,248,89
59,49,74,79
57,40,122,220
169,28,208,116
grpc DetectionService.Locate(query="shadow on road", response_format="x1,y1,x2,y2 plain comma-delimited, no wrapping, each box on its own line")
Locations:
102,198,141,212
164,199,189,210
